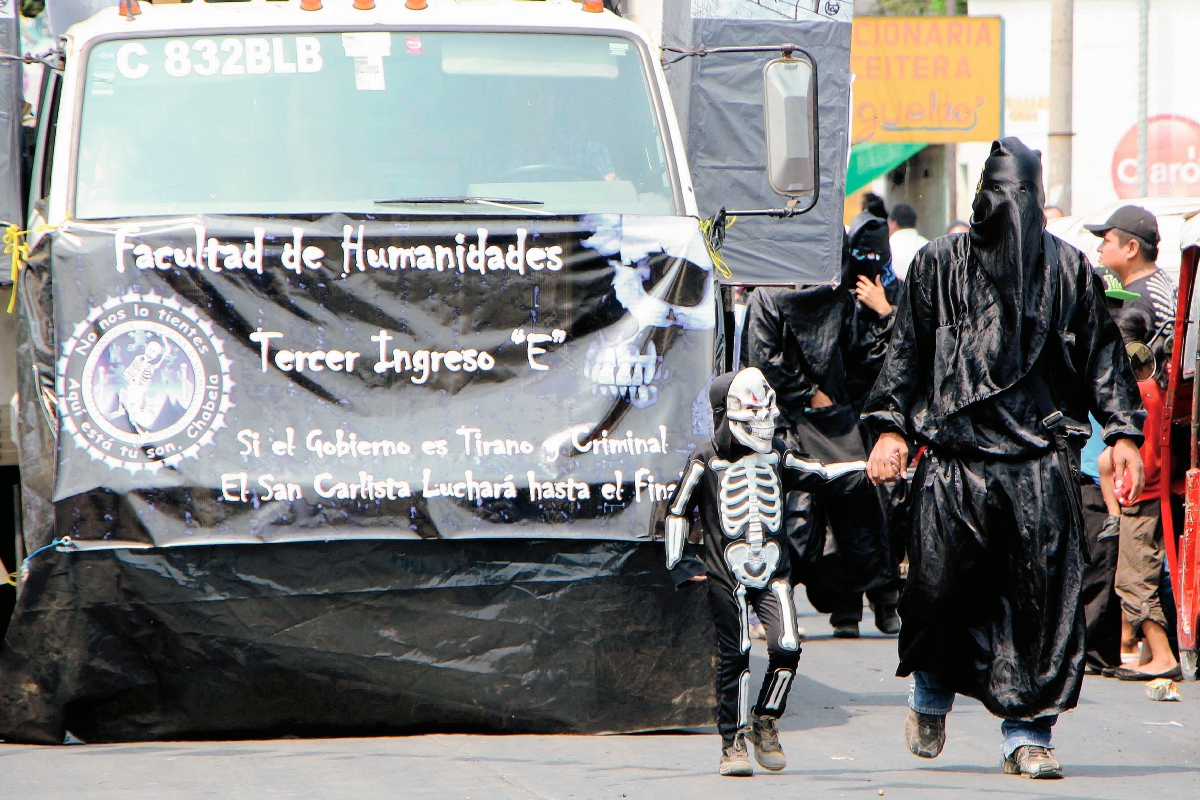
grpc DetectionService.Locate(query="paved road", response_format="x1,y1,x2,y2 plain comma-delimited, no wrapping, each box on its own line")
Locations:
2,599,1196,800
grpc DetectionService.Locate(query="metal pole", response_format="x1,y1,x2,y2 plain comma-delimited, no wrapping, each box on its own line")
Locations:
1048,0,1074,213
1138,0,1149,197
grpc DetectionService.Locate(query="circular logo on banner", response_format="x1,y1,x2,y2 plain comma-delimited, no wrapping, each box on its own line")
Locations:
1111,115,1200,199
57,291,234,474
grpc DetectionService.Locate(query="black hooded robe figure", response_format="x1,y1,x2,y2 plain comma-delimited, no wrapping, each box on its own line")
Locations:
862,138,1145,778
740,249,897,636
841,212,909,628
664,367,869,777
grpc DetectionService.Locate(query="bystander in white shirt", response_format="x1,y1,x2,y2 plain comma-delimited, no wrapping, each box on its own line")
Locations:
889,227,929,281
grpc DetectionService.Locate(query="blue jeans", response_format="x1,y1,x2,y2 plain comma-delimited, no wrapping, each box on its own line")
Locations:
910,671,1057,758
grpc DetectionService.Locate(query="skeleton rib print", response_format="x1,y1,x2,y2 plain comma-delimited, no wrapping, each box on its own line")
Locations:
711,453,782,540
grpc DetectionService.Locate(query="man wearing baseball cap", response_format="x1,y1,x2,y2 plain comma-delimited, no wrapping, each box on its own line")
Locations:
1086,206,1180,682
1085,205,1176,333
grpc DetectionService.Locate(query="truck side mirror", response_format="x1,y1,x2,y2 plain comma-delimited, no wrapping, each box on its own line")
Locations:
763,56,816,198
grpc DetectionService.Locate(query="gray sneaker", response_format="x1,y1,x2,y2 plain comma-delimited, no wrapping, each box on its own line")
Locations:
719,731,753,777
1003,745,1062,779
871,602,901,634
1098,514,1120,540
904,709,945,758
749,714,786,771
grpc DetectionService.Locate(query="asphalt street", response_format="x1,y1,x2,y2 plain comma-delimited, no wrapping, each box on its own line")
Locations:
1,597,1196,800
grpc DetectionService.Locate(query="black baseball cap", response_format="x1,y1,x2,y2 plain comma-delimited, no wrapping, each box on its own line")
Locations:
1084,205,1160,245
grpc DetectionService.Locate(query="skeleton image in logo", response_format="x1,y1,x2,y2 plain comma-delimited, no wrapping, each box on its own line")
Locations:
57,291,233,474
106,336,177,435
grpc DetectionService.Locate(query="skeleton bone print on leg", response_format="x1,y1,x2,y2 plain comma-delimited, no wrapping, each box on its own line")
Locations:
736,583,751,653
713,452,783,588
738,670,752,728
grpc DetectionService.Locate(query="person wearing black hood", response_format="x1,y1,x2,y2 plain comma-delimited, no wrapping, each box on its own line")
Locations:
862,138,1146,779
663,367,869,777
844,211,903,409
739,220,899,639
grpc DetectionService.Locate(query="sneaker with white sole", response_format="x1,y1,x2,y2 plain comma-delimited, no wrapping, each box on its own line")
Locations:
749,714,786,771
1003,745,1062,779
719,731,753,777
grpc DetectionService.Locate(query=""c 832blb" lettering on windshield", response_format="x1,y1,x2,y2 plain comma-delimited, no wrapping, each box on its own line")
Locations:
116,37,323,80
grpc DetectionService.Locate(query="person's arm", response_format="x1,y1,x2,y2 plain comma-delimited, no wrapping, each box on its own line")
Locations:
861,255,929,438
855,275,894,318
782,450,867,493
845,281,897,390
663,458,704,569
862,258,931,483
1097,446,1122,515
1075,262,1147,502
583,140,617,181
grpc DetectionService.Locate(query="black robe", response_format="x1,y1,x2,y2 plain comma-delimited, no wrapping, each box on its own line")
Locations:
740,286,896,605
862,231,1145,719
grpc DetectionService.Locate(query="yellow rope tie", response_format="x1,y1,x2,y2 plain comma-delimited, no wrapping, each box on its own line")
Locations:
3,224,29,313
3,223,59,314
699,216,736,281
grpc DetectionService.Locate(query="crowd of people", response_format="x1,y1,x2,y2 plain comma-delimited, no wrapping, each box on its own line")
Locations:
669,137,1178,781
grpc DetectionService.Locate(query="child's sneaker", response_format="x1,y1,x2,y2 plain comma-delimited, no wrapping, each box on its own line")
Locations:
719,731,754,777
1098,514,1120,540
749,714,786,771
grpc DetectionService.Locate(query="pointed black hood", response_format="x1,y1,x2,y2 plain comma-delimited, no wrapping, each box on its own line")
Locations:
966,137,1050,392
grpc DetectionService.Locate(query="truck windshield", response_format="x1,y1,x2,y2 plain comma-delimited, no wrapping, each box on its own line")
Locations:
75,32,679,218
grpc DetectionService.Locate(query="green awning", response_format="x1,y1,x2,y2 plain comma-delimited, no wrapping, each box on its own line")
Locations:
846,143,927,195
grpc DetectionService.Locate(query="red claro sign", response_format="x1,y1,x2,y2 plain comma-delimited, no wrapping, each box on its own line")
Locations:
1112,115,1200,198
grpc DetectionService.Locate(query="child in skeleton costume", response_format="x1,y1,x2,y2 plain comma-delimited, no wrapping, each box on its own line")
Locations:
665,368,867,776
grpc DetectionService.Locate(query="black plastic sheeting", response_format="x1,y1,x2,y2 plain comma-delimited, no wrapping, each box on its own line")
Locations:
0,539,716,744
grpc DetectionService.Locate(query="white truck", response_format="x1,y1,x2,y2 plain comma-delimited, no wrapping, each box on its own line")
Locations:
0,0,843,743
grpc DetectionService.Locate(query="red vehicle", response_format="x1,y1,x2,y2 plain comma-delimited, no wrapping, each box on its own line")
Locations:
1160,213,1200,680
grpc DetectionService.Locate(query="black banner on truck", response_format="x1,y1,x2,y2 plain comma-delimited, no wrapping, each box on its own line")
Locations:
31,213,716,548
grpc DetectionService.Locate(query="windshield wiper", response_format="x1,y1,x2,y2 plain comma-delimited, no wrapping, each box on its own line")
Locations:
375,196,542,205
374,196,552,216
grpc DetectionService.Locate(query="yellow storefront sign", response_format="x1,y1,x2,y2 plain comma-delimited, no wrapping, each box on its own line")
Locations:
851,16,1003,144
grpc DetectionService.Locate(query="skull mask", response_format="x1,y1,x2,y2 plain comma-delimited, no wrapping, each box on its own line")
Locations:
725,368,779,453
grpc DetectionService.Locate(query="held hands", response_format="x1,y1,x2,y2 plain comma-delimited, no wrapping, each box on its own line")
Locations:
867,432,908,484
1111,437,1146,505
855,275,893,317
